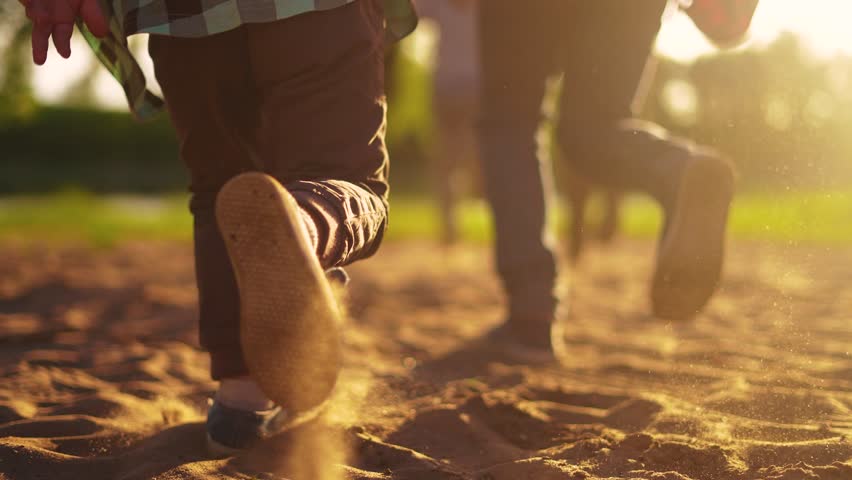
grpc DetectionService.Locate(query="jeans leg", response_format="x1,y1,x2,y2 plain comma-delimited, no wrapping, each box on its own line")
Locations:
478,0,562,321
556,0,692,205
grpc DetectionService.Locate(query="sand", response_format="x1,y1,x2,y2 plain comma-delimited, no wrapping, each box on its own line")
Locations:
1,239,851,479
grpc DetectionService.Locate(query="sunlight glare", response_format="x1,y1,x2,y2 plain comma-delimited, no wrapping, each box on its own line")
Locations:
656,0,852,61
26,1,852,108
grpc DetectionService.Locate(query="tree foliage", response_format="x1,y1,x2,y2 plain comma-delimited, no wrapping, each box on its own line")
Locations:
646,32,852,189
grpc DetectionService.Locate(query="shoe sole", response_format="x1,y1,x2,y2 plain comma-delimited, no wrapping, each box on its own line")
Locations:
206,433,243,458
651,156,734,321
216,173,342,412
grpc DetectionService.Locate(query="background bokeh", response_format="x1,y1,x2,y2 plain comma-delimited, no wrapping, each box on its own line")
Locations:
1,0,851,245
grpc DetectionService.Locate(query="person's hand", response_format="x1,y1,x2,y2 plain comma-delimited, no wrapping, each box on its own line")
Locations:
21,0,109,65
686,0,759,48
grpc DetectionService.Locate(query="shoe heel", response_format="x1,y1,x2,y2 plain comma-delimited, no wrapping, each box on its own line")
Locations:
652,156,734,320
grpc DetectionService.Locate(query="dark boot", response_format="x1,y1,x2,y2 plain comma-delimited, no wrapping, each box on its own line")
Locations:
651,150,735,320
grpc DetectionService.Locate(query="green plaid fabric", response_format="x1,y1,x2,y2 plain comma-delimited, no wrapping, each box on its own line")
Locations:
79,0,417,120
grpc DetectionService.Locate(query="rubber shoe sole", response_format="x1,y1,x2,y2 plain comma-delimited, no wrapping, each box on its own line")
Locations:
207,433,245,459
651,155,734,321
216,173,342,412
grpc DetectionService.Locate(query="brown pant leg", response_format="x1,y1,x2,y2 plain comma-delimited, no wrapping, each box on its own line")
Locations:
149,29,259,380
150,1,389,380
247,0,389,268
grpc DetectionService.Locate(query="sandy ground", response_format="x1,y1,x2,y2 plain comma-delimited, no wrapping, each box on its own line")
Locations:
1,238,852,479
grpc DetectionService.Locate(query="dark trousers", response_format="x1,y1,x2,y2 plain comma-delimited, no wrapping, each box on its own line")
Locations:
479,0,693,320
150,0,388,380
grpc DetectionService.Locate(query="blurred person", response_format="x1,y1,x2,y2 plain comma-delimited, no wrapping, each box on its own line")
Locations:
417,0,480,244
18,0,417,456
478,0,756,352
418,0,624,252
553,158,623,263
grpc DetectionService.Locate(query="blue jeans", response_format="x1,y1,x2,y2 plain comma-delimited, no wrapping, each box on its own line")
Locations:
478,0,694,321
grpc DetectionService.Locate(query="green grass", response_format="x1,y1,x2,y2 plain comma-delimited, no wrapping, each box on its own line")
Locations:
1,190,851,247
0,191,191,247
620,191,852,244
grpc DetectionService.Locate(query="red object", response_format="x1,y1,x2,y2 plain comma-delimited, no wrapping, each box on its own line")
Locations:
685,0,759,48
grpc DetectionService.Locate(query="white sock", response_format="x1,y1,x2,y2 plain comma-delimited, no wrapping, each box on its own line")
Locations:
216,376,275,411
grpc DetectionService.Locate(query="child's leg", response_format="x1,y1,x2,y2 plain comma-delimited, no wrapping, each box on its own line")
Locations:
149,0,389,389
288,180,387,270
246,0,389,269
214,0,389,428
148,29,259,382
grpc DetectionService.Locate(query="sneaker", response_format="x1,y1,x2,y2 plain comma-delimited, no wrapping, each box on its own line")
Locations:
215,173,342,413
206,399,289,457
651,152,734,320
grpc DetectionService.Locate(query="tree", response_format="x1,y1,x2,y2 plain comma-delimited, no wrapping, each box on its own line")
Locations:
0,4,36,121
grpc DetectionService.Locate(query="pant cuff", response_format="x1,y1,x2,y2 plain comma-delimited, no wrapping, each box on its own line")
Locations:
209,346,250,380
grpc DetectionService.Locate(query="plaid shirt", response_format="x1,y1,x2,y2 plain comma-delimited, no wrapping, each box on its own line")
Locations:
79,0,418,120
